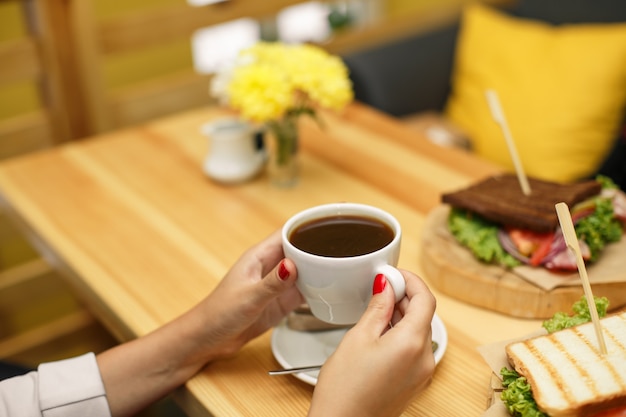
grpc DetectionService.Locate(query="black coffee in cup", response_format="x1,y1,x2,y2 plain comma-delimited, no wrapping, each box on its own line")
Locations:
289,215,394,257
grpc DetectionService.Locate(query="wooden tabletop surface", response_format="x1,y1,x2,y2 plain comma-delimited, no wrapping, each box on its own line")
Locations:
0,103,545,416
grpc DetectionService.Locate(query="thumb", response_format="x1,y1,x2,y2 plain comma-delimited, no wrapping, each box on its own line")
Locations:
356,274,395,334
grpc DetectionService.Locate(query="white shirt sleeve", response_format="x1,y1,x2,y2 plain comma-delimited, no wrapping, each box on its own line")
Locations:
0,353,111,417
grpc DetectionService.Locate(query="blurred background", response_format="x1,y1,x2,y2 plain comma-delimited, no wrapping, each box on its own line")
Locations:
0,0,504,415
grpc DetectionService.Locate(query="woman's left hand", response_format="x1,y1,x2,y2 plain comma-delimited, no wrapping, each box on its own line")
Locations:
97,229,303,417
192,229,304,359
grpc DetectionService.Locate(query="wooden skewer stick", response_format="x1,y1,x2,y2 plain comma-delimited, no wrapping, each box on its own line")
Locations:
485,89,532,196
555,202,607,355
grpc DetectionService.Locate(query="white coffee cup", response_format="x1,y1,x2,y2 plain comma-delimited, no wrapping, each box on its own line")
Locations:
282,202,405,324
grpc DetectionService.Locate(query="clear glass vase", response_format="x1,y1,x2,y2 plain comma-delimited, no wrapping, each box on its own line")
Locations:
266,115,299,187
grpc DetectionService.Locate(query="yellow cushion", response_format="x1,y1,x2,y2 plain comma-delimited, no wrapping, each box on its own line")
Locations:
444,4,626,183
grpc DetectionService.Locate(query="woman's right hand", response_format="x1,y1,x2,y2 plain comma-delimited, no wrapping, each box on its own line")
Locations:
308,270,436,417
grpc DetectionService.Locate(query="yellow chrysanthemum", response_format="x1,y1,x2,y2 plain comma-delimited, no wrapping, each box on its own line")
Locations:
228,64,292,122
216,42,353,124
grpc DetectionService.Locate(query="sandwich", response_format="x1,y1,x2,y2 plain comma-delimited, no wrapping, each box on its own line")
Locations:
441,174,626,271
500,297,626,417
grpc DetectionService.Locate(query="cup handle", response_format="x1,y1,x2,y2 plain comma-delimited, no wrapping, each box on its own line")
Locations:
375,264,406,303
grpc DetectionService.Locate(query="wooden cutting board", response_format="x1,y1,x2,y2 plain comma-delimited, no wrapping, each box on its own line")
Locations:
420,205,626,319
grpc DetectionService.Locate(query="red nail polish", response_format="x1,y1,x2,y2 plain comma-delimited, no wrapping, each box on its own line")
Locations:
373,274,387,294
278,260,290,280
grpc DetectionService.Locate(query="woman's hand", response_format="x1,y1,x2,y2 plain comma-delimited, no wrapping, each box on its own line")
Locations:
308,270,436,417
97,229,304,417
192,229,305,360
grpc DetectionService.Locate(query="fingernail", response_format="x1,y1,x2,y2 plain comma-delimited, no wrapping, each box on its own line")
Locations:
278,260,290,280
373,274,387,294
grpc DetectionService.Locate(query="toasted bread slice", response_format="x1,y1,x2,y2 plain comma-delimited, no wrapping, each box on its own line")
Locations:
505,311,626,416
442,174,601,232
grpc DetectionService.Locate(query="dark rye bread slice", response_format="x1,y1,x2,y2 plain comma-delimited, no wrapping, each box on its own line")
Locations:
442,174,602,232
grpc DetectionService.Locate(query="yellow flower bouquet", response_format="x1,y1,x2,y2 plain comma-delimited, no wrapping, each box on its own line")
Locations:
210,42,353,185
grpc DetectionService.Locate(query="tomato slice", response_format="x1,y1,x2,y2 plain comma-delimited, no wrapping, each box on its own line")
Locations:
591,405,626,417
529,232,554,266
506,228,554,264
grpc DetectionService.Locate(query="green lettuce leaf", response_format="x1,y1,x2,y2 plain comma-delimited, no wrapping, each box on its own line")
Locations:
447,208,520,268
575,197,623,262
500,367,548,417
542,295,609,333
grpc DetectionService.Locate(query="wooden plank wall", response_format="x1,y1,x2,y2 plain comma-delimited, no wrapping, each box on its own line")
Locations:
0,0,117,369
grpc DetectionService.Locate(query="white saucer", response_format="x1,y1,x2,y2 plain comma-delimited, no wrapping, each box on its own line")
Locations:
270,313,448,385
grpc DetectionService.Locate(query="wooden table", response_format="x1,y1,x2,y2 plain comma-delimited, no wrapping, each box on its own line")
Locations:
0,103,543,416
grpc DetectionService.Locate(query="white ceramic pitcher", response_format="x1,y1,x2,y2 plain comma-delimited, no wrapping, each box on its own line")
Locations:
202,118,266,184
